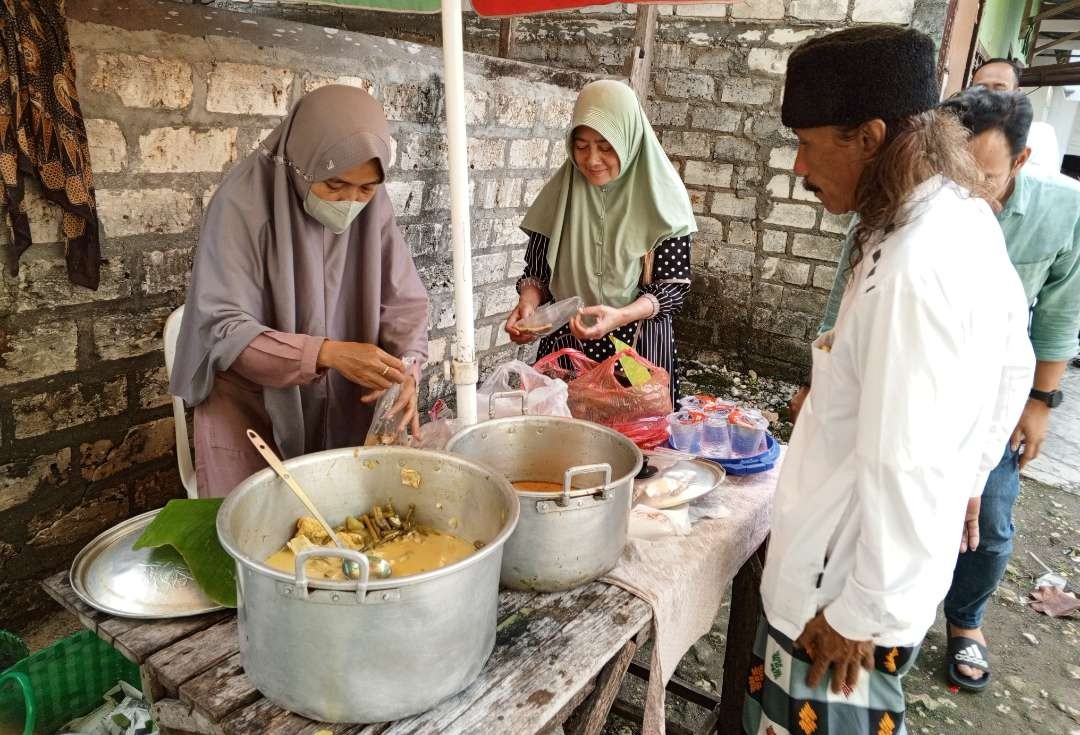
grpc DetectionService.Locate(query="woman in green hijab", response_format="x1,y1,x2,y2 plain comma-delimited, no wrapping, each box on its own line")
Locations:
505,80,697,404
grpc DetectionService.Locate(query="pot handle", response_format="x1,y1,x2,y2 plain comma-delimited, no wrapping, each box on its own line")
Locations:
489,390,527,419
559,463,612,507
294,547,371,603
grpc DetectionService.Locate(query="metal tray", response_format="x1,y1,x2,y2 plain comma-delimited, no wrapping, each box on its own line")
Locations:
635,455,725,510
70,508,224,619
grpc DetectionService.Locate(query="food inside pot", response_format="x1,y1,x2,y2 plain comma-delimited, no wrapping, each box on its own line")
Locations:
264,502,477,581
511,481,565,493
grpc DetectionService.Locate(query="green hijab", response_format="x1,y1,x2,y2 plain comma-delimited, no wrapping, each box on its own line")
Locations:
521,80,697,309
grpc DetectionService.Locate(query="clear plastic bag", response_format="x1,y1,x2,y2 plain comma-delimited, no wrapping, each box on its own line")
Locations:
364,356,417,447
414,400,466,451
514,296,584,338
476,360,571,419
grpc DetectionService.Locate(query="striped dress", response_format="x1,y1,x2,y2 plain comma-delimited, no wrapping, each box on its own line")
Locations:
517,229,693,405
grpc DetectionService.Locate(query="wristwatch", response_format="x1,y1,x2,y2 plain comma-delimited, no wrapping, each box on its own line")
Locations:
1029,388,1064,408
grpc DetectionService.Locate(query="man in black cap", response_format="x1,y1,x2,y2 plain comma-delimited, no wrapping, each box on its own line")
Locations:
744,26,1035,735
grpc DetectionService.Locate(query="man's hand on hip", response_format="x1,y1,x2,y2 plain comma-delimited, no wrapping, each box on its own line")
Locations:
1011,399,1051,470
789,384,811,424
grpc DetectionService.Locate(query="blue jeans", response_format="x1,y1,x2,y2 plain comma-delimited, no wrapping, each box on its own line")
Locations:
943,444,1021,630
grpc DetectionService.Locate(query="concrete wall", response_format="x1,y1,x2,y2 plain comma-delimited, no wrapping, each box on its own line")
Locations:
1029,79,1079,167
1042,87,1079,165
976,0,1039,60
0,0,589,626
230,1,913,375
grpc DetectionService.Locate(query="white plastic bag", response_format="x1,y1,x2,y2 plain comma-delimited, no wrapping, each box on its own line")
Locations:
476,361,571,419
628,504,692,540
59,681,156,735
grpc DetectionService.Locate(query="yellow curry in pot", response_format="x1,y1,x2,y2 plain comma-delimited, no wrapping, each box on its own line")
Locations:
265,502,478,581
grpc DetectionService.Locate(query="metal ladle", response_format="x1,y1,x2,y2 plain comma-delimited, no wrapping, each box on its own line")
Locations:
246,429,391,580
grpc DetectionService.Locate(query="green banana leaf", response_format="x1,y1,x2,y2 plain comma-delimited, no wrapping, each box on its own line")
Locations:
133,499,237,608
609,336,651,387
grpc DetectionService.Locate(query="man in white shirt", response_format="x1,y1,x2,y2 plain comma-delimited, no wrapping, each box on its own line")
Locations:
744,26,1035,735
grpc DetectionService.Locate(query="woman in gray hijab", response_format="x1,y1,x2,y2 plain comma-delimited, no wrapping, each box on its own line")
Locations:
170,85,429,498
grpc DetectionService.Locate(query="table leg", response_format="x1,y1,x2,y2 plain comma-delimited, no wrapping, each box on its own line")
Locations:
716,541,766,734
697,705,722,735
566,637,639,735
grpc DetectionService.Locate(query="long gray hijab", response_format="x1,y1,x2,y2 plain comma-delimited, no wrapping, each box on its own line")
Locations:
170,85,429,458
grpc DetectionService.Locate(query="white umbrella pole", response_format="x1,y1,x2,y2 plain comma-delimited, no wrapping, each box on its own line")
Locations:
440,0,479,425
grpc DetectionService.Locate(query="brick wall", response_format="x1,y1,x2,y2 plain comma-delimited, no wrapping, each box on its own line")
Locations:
0,0,589,626
220,1,921,378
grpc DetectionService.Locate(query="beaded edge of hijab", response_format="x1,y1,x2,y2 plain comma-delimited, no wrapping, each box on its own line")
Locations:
258,142,316,183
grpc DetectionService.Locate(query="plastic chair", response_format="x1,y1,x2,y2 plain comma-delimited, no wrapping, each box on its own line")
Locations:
164,305,198,499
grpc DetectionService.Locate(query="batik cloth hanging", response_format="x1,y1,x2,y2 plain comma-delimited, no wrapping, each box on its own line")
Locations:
0,0,101,288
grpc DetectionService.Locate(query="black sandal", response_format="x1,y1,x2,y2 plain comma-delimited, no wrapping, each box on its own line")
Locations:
946,635,992,692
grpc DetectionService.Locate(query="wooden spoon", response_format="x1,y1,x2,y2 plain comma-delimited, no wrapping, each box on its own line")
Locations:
246,429,390,579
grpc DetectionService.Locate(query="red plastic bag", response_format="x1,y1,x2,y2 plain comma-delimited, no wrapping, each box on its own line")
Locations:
609,415,671,450
532,348,598,383
567,347,672,426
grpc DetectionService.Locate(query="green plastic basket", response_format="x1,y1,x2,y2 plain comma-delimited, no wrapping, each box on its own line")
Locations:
0,629,141,735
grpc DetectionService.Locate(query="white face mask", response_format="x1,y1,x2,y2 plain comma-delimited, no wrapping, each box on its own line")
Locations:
303,190,368,234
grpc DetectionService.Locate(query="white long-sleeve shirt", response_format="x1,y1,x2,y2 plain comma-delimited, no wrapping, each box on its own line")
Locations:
762,176,1035,646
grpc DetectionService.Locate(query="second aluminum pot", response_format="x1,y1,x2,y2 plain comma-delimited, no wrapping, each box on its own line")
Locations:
447,416,642,591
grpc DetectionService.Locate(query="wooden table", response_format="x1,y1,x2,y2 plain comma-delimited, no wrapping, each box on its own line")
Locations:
43,547,763,735
42,448,781,735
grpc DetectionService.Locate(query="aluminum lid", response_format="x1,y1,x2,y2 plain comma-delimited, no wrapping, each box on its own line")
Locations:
70,508,224,619
634,454,725,510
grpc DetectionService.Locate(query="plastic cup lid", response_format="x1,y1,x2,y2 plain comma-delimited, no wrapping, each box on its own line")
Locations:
734,414,769,430
669,410,704,425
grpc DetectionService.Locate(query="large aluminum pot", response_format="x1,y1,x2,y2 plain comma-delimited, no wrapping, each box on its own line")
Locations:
217,447,519,723
447,416,642,591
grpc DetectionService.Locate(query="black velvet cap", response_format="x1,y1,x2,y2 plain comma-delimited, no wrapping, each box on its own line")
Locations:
781,25,939,129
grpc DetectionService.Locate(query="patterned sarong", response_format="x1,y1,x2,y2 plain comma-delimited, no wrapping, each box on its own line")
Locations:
743,618,920,735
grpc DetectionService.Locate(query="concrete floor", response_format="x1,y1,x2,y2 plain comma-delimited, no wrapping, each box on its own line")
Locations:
1023,362,1080,496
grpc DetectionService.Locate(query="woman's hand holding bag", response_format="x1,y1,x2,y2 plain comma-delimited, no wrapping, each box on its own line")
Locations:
570,305,622,341
317,341,406,390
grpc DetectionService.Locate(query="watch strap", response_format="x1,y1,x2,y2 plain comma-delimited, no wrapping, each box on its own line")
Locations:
1029,388,1063,407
